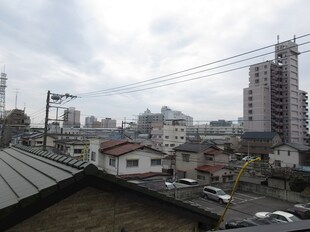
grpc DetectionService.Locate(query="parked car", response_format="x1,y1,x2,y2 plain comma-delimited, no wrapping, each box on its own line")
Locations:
286,207,310,220
203,186,232,204
165,182,175,190
255,210,301,223
225,217,279,229
174,178,198,186
294,202,310,210
242,155,257,162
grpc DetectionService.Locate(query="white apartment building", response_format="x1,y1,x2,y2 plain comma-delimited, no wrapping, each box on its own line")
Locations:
151,120,186,154
243,40,308,145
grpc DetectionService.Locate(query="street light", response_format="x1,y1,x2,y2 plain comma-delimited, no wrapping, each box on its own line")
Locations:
214,157,261,230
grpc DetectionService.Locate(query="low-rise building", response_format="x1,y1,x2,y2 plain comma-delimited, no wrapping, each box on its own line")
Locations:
90,140,165,176
239,131,282,160
174,143,231,184
269,143,310,168
54,139,89,159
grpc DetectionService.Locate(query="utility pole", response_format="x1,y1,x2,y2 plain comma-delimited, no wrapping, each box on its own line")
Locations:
43,90,50,151
43,91,76,151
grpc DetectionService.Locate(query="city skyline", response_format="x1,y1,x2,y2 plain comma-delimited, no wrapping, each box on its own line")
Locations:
1,0,310,127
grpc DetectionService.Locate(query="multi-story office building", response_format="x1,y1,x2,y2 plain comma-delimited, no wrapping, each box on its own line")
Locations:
243,40,308,144
63,107,81,128
101,118,117,128
137,109,164,134
161,106,193,126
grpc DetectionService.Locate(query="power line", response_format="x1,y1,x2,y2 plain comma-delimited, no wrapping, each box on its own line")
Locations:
76,34,310,98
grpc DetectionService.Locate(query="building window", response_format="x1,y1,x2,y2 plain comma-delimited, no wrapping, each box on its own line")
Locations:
175,136,178,139
170,144,175,147
109,158,116,167
255,73,259,77
288,151,290,156
248,90,252,94
126,159,139,168
151,159,161,166
181,128,185,132
248,110,252,114
275,160,281,167
91,151,96,161
277,150,280,155
165,144,169,147
264,65,267,69
255,67,259,71
165,136,169,139
248,103,252,107
205,155,213,161
74,149,82,154
255,79,259,83
248,97,253,101
182,154,190,162
180,136,184,140
248,116,252,121
197,175,205,180
175,128,178,131
211,176,219,183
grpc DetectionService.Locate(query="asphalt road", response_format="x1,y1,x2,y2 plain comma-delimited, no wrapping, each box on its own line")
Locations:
189,191,295,229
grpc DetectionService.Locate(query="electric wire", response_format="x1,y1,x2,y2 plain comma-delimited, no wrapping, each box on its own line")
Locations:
76,34,310,98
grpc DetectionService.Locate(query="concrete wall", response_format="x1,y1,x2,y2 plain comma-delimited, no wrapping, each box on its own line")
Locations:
237,181,310,203
8,187,198,232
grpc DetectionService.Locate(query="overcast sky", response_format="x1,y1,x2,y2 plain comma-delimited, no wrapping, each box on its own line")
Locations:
1,0,310,127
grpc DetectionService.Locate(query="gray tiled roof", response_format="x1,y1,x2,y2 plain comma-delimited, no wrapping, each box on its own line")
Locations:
173,143,215,153
241,132,278,140
0,144,97,212
273,143,310,151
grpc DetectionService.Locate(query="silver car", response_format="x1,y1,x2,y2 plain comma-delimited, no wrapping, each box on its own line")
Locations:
203,186,232,204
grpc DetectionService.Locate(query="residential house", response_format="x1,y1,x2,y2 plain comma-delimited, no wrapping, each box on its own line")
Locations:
54,139,89,159
269,143,310,168
174,143,231,184
239,131,282,160
90,140,165,176
21,132,56,147
0,144,220,231
195,165,235,184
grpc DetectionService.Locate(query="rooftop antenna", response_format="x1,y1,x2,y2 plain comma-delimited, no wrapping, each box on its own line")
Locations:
277,35,280,44
293,34,296,43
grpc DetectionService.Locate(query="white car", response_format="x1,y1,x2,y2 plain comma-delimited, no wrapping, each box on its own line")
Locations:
203,186,232,204
294,202,310,210
255,210,301,223
165,182,175,190
242,155,257,162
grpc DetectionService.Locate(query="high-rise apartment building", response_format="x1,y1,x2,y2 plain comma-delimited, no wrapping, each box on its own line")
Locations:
243,40,308,144
85,116,97,128
63,107,81,128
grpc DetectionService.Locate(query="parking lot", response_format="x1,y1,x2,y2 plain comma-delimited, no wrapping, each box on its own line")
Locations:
188,191,295,229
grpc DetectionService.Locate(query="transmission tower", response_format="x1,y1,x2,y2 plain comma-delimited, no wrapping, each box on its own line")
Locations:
0,70,7,119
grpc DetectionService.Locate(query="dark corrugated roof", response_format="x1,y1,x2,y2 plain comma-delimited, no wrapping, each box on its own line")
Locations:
273,143,310,151
0,144,97,213
241,132,279,140
173,143,216,153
